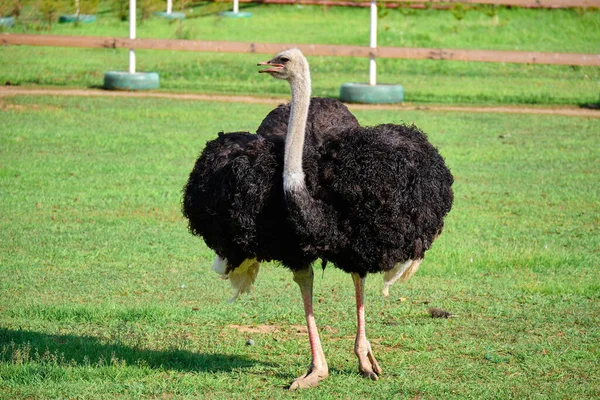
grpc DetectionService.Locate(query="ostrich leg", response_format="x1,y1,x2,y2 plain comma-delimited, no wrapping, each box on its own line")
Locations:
352,273,382,380
290,267,329,390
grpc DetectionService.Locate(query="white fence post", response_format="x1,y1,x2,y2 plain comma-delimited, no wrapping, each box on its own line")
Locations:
129,0,136,74
369,0,377,86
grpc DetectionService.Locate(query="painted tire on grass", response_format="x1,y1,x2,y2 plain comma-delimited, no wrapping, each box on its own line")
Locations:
0,17,15,28
104,71,160,91
58,14,97,23
154,11,185,20
217,11,253,18
339,83,404,104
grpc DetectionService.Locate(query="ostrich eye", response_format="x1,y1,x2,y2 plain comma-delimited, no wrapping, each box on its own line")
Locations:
280,57,290,63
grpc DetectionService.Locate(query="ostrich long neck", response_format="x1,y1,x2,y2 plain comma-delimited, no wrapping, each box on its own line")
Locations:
283,69,311,192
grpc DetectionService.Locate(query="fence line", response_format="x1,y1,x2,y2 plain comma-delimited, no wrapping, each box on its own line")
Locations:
3,34,599,66
241,0,600,8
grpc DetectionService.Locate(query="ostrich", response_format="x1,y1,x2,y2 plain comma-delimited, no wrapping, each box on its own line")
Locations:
257,48,454,388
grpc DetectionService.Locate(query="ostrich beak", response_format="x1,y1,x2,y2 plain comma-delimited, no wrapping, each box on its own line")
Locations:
257,60,284,74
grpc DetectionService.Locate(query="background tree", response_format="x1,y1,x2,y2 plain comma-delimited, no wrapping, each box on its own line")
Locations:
138,0,162,23
40,0,67,29
72,0,99,16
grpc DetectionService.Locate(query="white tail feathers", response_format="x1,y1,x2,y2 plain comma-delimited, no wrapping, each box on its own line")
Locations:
227,259,260,302
212,255,228,276
400,259,422,283
382,259,422,297
212,256,260,302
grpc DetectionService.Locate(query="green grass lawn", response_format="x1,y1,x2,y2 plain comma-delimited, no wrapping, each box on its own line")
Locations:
1,94,599,398
1,4,599,105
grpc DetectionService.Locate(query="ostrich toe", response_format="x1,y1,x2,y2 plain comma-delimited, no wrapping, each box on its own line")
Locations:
356,339,382,380
289,365,329,390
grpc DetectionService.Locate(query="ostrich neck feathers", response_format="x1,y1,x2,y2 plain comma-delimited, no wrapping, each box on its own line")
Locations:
283,66,312,192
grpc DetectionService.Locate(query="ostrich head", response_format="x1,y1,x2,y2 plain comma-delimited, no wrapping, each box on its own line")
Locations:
258,48,309,83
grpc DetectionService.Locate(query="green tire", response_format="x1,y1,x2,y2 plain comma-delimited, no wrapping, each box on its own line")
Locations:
339,83,405,104
0,17,15,27
154,11,185,20
217,11,252,18
103,71,160,91
58,14,97,23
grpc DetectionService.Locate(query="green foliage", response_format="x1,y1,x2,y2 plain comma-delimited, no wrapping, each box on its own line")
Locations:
111,0,127,21
451,2,467,21
479,4,499,18
137,0,162,22
0,0,21,17
8,0,39,31
109,0,169,22
376,1,389,19
75,0,99,14
0,95,599,398
398,5,417,17
176,0,192,12
40,0,67,27
173,18,195,39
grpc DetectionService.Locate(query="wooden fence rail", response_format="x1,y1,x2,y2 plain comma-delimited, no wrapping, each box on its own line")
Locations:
3,34,600,66
242,0,600,8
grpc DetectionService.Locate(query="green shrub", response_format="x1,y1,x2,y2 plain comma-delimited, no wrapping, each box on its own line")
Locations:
74,0,99,15
40,0,67,28
138,0,162,22
0,0,21,17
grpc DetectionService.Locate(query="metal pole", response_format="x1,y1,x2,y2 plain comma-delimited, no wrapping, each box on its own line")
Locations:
369,0,377,86
129,0,136,74
167,0,172,14
233,0,239,13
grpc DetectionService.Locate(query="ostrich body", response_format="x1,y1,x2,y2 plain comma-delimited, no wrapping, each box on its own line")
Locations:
257,49,454,388
183,98,359,301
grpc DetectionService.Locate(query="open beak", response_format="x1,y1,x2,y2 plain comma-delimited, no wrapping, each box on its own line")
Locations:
257,60,284,74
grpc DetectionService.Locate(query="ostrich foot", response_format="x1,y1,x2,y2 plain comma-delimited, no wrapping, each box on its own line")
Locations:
289,365,329,391
356,340,382,380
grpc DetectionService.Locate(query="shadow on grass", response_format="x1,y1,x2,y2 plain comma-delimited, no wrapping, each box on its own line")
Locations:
579,101,600,110
0,328,269,372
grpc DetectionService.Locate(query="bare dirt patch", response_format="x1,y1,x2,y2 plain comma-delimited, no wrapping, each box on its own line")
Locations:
228,324,281,334
227,324,338,335
0,99,26,111
0,97,62,112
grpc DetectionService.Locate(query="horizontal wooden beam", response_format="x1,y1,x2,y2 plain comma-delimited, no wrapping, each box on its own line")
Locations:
383,0,600,6
3,34,599,66
243,0,600,8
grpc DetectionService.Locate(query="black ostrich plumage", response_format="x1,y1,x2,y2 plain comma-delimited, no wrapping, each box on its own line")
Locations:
257,97,359,143
182,98,453,277
182,98,359,271
183,131,305,269
288,123,454,276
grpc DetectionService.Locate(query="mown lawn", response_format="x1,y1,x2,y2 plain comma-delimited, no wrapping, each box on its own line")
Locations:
0,94,599,399
1,4,599,105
